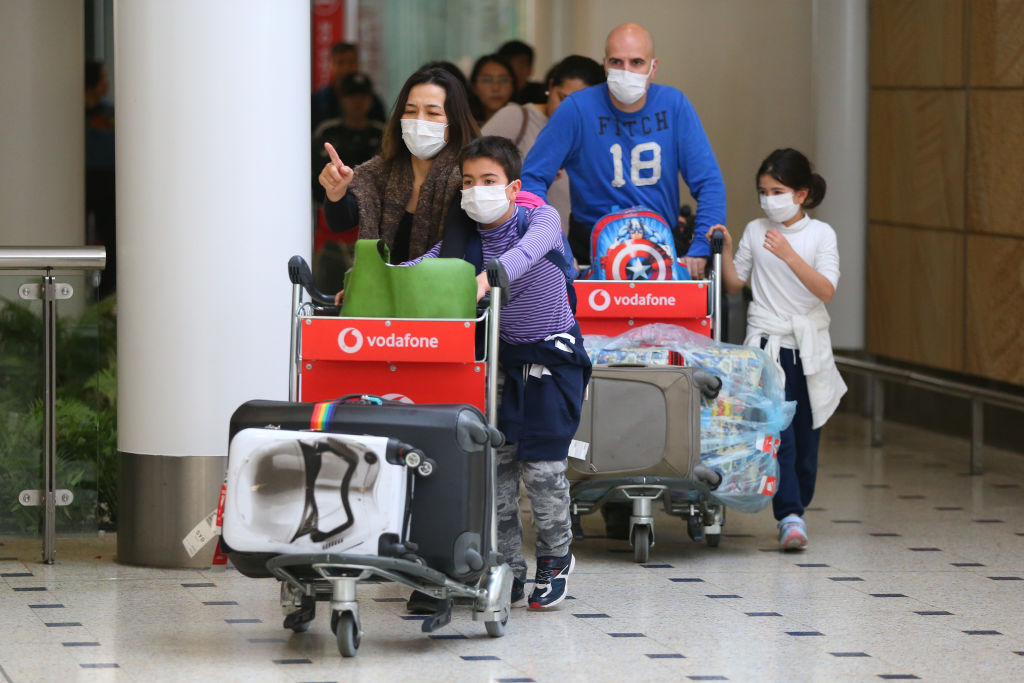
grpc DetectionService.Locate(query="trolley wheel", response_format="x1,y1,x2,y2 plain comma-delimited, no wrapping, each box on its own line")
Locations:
601,502,630,540
570,511,585,540
485,607,510,638
335,611,360,657
631,525,651,564
705,533,721,548
289,619,312,633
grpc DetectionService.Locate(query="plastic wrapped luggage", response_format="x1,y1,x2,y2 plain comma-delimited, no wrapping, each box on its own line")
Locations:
584,323,795,513
225,399,495,583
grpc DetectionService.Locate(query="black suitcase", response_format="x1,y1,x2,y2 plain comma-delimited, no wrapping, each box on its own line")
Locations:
224,399,495,583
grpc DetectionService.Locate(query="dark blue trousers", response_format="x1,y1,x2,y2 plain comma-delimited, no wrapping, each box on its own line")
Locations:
763,342,821,521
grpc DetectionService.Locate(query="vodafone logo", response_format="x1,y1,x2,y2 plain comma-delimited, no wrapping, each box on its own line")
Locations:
382,393,415,404
338,328,364,353
586,288,677,311
337,327,440,354
588,288,611,311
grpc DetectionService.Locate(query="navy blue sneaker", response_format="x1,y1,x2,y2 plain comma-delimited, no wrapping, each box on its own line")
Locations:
529,552,575,609
510,577,527,608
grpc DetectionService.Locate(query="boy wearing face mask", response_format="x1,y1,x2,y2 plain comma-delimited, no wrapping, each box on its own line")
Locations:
402,135,591,610
521,22,726,279
710,148,847,551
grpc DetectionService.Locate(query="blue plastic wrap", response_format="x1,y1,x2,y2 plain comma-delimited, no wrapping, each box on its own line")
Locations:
584,324,795,513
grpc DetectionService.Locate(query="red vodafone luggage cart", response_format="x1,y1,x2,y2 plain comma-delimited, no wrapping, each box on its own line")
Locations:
222,256,512,657
569,232,727,562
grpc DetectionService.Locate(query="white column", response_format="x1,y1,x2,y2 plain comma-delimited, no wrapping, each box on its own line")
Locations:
812,0,868,349
0,1,83,247
116,1,310,566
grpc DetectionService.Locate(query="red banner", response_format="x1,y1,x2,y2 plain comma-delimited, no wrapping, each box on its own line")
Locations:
573,280,713,338
301,317,478,363
311,0,346,91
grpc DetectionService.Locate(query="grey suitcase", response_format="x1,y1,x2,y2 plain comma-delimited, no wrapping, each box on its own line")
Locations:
571,365,719,479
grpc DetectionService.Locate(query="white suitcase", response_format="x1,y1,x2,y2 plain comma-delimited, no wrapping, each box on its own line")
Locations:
223,428,407,556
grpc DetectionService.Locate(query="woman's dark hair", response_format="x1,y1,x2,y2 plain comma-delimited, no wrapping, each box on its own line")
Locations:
467,54,516,123
459,135,522,182
545,55,605,90
419,60,468,93
757,148,827,209
381,67,480,163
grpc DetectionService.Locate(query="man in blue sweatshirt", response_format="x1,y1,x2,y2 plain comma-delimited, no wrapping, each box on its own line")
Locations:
521,22,726,278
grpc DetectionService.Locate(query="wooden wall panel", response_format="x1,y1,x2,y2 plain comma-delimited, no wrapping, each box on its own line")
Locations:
866,223,964,370
970,0,1024,86
868,90,965,229
870,0,965,87
968,90,1024,238
965,234,1024,385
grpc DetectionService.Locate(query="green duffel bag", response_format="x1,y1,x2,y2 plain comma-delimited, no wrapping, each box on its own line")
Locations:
340,239,478,319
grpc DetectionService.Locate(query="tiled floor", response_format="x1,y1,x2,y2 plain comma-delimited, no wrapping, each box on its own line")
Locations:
2,413,1024,682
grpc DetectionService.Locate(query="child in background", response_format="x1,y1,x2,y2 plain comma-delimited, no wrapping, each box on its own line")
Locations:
710,148,847,550
403,135,590,607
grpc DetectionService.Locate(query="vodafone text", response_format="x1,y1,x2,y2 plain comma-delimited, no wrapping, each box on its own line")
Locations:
586,288,676,311
337,327,440,354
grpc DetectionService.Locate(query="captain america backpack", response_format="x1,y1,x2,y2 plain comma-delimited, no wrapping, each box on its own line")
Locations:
588,206,688,280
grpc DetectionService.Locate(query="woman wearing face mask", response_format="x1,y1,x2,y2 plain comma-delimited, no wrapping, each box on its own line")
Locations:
319,67,480,264
711,148,847,552
483,55,605,234
468,54,516,125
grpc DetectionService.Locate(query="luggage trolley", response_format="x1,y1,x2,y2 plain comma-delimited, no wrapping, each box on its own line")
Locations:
223,257,513,657
570,232,727,563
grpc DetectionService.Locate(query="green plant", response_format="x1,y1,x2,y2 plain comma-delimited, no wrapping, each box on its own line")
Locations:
0,293,118,534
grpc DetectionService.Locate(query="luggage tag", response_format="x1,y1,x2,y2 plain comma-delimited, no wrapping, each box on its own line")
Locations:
568,439,590,461
182,509,218,559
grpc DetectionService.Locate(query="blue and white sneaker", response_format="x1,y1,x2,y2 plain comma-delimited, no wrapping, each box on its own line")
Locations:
529,552,575,609
777,514,808,551
510,577,528,608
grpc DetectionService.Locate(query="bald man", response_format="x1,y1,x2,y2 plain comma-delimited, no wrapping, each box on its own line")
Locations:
521,23,726,278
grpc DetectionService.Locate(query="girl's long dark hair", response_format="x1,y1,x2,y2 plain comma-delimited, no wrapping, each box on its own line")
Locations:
757,148,826,209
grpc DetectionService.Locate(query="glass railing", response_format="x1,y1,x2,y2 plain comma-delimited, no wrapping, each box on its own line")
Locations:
0,248,109,562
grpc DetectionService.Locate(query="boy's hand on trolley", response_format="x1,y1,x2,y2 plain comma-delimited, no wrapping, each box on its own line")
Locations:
475,271,490,303
318,142,354,202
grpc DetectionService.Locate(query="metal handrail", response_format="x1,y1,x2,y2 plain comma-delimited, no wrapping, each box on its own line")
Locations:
0,246,106,271
1,246,106,564
833,354,1024,475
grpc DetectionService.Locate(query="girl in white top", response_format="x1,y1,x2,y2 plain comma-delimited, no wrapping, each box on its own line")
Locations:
710,148,847,551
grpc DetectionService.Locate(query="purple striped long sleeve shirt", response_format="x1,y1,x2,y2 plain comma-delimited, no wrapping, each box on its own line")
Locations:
405,204,576,344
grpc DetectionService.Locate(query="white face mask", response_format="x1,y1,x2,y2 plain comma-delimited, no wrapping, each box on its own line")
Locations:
760,192,801,224
606,64,652,105
400,118,448,160
461,184,512,225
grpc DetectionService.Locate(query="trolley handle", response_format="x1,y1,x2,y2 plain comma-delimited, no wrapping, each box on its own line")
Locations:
287,255,339,308
710,228,725,256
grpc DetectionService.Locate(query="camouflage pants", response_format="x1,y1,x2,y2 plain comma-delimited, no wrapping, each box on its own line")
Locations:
495,370,573,582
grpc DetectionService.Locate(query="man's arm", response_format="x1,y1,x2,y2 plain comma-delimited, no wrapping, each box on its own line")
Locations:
675,97,726,262
521,99,581,203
